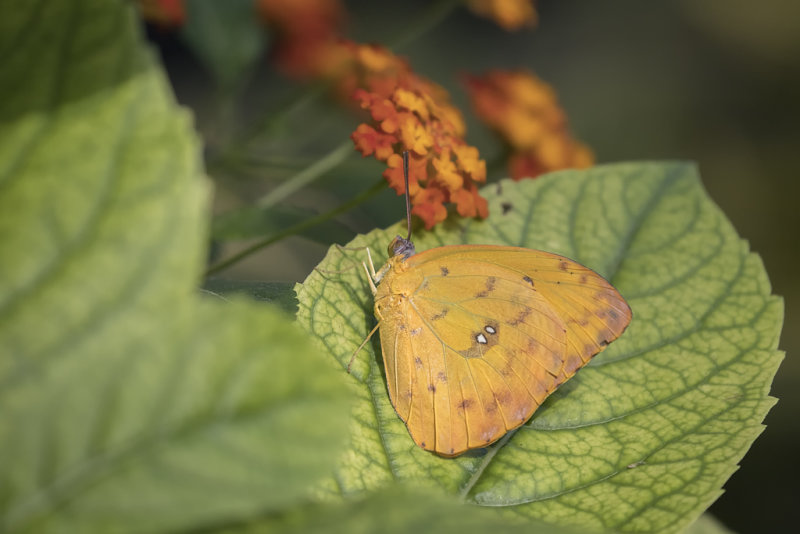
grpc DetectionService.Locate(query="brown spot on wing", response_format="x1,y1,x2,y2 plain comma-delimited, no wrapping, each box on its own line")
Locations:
501,202,512,214
568,316,590,327
440,266,449,276
522,275,534,287
458,323,500,359
431,308,449,321
558,260,569,271
495,390,511,404
457,399,474,411
500,361,515,377
509,306,533,326
475,276,497,298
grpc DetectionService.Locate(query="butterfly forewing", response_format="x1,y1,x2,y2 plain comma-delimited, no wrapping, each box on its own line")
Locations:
411,245,631,372
374,244,632,457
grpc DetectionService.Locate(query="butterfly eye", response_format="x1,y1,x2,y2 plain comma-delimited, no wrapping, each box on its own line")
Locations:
388,235,416,259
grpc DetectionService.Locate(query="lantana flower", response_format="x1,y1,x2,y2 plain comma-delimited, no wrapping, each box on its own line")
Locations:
347,43,488,229
257,5,489,229
465,69,593,180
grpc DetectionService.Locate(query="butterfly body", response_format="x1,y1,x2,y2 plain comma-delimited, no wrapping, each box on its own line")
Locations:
370,240,631,457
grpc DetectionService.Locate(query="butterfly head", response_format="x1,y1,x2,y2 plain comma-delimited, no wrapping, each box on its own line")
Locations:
386,151,416,261
388,235,415,260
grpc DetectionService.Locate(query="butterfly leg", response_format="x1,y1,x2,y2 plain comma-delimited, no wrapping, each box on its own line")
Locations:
362,261,378,295
365,247,378,279
347,321,380,373
363,246,392,293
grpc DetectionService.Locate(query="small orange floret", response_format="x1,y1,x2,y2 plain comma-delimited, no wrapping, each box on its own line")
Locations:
451,185,489,219
351,124,398,161
399,114,434,156
432,149,464,190
453,145,486,182
465,69,594,180
411,187,448,229
466,0,538,31
394,88,430,121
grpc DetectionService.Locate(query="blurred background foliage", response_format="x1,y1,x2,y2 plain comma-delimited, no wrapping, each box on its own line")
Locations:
141,0,798,531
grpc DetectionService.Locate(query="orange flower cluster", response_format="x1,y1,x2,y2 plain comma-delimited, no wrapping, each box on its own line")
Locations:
257,4,489,228
345,44,488,229
257,0,345,79
467,0,538,31
138,0,185,27
465,69,593,180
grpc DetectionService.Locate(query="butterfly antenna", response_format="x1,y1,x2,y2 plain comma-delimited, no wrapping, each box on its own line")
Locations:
403,150,412,241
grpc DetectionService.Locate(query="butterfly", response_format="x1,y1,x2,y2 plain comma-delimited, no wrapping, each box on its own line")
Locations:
351,153,632,457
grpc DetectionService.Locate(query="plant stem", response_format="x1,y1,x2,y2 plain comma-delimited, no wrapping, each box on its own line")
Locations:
241,82,329,149
255,140,354,208
205,178,386,277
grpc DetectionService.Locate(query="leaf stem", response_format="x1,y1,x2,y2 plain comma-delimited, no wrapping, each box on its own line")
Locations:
457,429,518,501
205,178,386,277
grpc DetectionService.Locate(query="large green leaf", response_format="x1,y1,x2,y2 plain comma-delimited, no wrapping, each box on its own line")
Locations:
225,486,575,534
295,163,783,533
202,279,299,315
0,2,348,532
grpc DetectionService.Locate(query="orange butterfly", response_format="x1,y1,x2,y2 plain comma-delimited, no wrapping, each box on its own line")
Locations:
353,153,632,457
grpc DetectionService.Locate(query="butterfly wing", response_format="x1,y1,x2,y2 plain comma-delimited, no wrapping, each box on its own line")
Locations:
375,245,631,457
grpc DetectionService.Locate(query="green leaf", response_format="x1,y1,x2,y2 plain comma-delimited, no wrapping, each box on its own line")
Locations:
684,514,735,534
202,279,298,315
0,2,348,532
223,486,576,534
181,0,265,91
296,163,783,533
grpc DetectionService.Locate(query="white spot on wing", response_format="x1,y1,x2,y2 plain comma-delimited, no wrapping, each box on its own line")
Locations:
476,333,487,344
485,325,496,334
